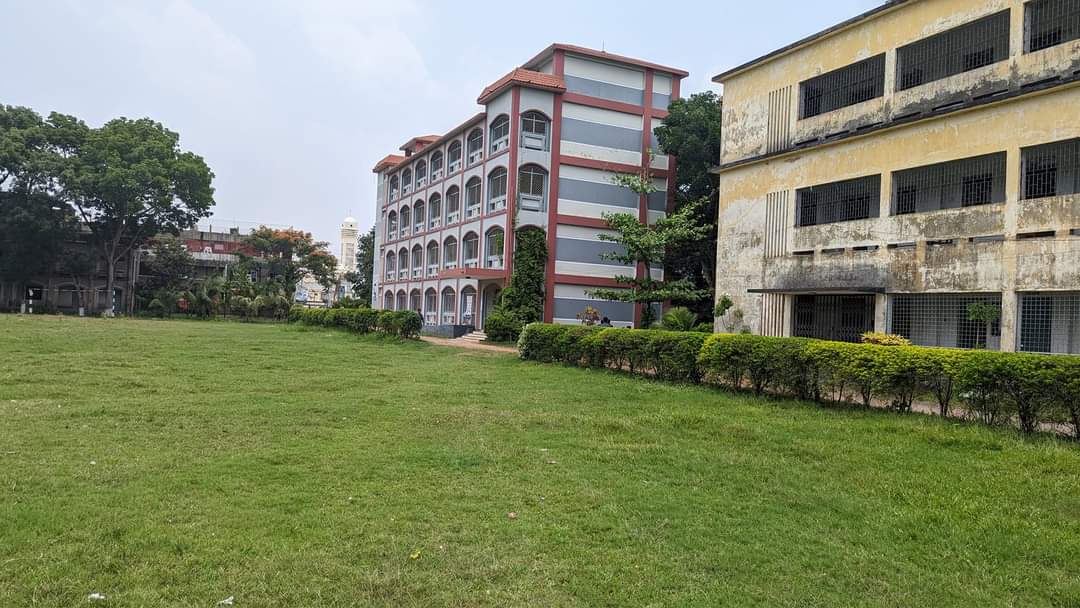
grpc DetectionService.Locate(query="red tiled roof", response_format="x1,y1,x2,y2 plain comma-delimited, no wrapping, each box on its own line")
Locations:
477,68,566,104
524,43,689,78
371,154,406,173
398,135,441,154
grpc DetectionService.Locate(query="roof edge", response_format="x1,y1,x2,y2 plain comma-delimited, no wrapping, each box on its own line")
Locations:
712,0,912,83
525,43,689,78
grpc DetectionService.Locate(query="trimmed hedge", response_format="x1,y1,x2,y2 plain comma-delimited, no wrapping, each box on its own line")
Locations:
289,305,421,339
518,323,1080,439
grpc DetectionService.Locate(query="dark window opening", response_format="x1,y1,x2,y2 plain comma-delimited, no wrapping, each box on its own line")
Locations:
961,173,994,206
891,152,1006,215
793,295,875,343
1019,292,1080,353
1022,138,1080,200
799,54,885,119
1026,0,1080,52
796,175,881,227
896,10,1010,91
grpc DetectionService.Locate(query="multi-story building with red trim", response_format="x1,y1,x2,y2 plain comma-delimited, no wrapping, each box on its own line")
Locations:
370,44,686,333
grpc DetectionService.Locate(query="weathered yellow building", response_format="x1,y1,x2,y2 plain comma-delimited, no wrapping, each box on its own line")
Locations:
712,0,1080,353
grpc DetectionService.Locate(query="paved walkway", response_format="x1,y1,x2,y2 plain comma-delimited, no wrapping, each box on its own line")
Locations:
420,336,518,354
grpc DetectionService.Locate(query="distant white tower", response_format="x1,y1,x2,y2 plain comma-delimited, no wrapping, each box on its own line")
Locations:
340,216,358,274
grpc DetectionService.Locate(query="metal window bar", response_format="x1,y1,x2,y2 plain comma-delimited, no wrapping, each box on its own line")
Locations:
897,10,1010,91
799,54,885,119
1019,292,1080,353
889,293,1002,350
1026,0,1080,52
792,295,876,343
892,152,1007,215
1021,138,1080,199
796,175,881,227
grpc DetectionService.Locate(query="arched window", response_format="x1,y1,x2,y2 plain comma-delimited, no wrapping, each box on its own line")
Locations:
428,193,442,229
443,236,458,269
409,289,421,313
441,287,456,324
401,168,412,194
487,167,508,212
447,141,463,173
411,245,423,279
384,290,394,310
426,241,440,277
485,227,505,269
415,160,427,189
389,175,400,201
445,186,461,223
489,115,510,153
465,177,482,218
430,151,444,181
460,286,477,326
518,165,549,212
413,201,425,233
466,128,484,165
399,205,411,236
387,210,398,240
462,232,480,268
521,111,550,150
396,290,407,311
424,288,438,324
397,248,409,280
385,252,396,280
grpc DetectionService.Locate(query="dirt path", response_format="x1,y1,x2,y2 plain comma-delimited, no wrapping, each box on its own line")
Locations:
420,336,518,354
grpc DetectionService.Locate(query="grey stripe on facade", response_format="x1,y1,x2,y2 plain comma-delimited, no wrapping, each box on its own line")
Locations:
561,118,642,152
554,298,635,322
652,92,671,110
559,177,666,211
565,74,644,105
555,237,628,265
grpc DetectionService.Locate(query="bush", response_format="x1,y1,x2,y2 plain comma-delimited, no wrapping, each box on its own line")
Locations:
288,306,420,339
661,307,698,332
484,309,524,342
646,331,707,383
518,323,570,363
861,332,912,346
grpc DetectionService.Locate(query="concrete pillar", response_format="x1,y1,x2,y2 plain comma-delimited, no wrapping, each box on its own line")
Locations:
999,147,1021,352
874,293,888,333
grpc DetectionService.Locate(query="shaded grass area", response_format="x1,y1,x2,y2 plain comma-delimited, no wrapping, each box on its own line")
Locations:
1,315,1078,607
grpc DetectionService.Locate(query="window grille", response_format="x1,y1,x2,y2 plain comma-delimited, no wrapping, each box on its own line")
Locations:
448,142,462,173
430,152,444,180
1019,292,1080,353
889,293,1002,350
489,116,510,153
796,175,881,227
892,152,1006,215
402,169,412,194
411,247,423,278
396,292,407,311
446,186,460,224
521,111,550,150
415,161,427,188
485,230,505,268
465,178,482,217
518,165,548,211
488,168,508,212
425,291,438,324
428,194,441,229
463,234,480,267
389,176,399,201
441,289,456,324
443,239,458,269
426,243,439,277
793,295,875,343
799,54,885,119
1026,0,1080,52
897,10,1010,91
467,129,484,165
413,203,425,232
1022,138,1080,199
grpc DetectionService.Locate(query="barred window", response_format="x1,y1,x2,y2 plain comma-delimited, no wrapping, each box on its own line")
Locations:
1019,292,1080,353
793,295,875,343
799,54,885,119
1022,138,1080,199
796,175,880,227
1026,0,1080,52
891,152,1007,215
889,293,1002,350
897,11,1010,91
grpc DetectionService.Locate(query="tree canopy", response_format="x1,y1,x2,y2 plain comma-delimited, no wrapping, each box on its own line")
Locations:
242,227,336,299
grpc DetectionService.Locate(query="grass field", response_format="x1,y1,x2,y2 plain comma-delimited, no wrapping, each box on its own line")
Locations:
2,315,1079,607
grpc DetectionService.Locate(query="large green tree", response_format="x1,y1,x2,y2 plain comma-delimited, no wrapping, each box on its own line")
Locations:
349,226,376,304
653,91,723,315
62,118,215,314
242,226,336,300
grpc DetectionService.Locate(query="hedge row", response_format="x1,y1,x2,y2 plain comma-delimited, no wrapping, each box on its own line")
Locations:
288,306,422,339
517,324,1080,438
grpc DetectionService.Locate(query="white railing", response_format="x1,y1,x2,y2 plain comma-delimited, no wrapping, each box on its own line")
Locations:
425,312,437,324
387,229,397,240
417,177,426,188
414,222,424,234
429,218,441,229
448,161,461,174
445,261,458,270
466,205,480,218
446,212,459,224
402,183,412,194
489,196,506,212
464,258,479,268
491,137,509,153
398,269,408,280
400,226,409,237
486,255,504,269
427,264,438,277
386,270,395,280
522,133,546,150
412,268,422,279
442,313,456,324
519,194,544,212
431,169,443,181
467,150,482,165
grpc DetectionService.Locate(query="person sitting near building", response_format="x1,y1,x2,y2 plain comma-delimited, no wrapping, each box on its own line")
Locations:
599,317,613,327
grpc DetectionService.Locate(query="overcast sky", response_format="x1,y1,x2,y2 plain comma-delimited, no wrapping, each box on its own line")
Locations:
3,0,879,255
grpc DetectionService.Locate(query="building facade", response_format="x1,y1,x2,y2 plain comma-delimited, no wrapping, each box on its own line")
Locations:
712,0,1080,353
370,44,686,330
339,217,358,275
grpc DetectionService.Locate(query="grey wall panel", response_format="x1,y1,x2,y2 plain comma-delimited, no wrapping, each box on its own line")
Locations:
555,238,626,264
565,75,644,105
558,177,640,208
647,191,667,211
562,118,642,152
652,92,671,110
554,297,635,322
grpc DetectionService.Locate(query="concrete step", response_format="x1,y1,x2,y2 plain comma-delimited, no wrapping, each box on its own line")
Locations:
457,331,488,342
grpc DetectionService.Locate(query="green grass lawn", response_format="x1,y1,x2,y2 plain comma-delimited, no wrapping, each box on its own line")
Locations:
2,316,1079,607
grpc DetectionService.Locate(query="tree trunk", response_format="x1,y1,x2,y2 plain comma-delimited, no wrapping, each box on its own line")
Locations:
105,257,116,316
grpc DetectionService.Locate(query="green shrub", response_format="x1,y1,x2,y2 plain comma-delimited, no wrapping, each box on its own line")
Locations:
288,305,306,323
661,307,698,332
698,334,754,390
692,322,714,334
861,332,912,346
646,331,707,383
584,328,652,373
395,311,423,339
484,309,524,342
556,326,604,365
518,323,570,363
921,349,970,418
